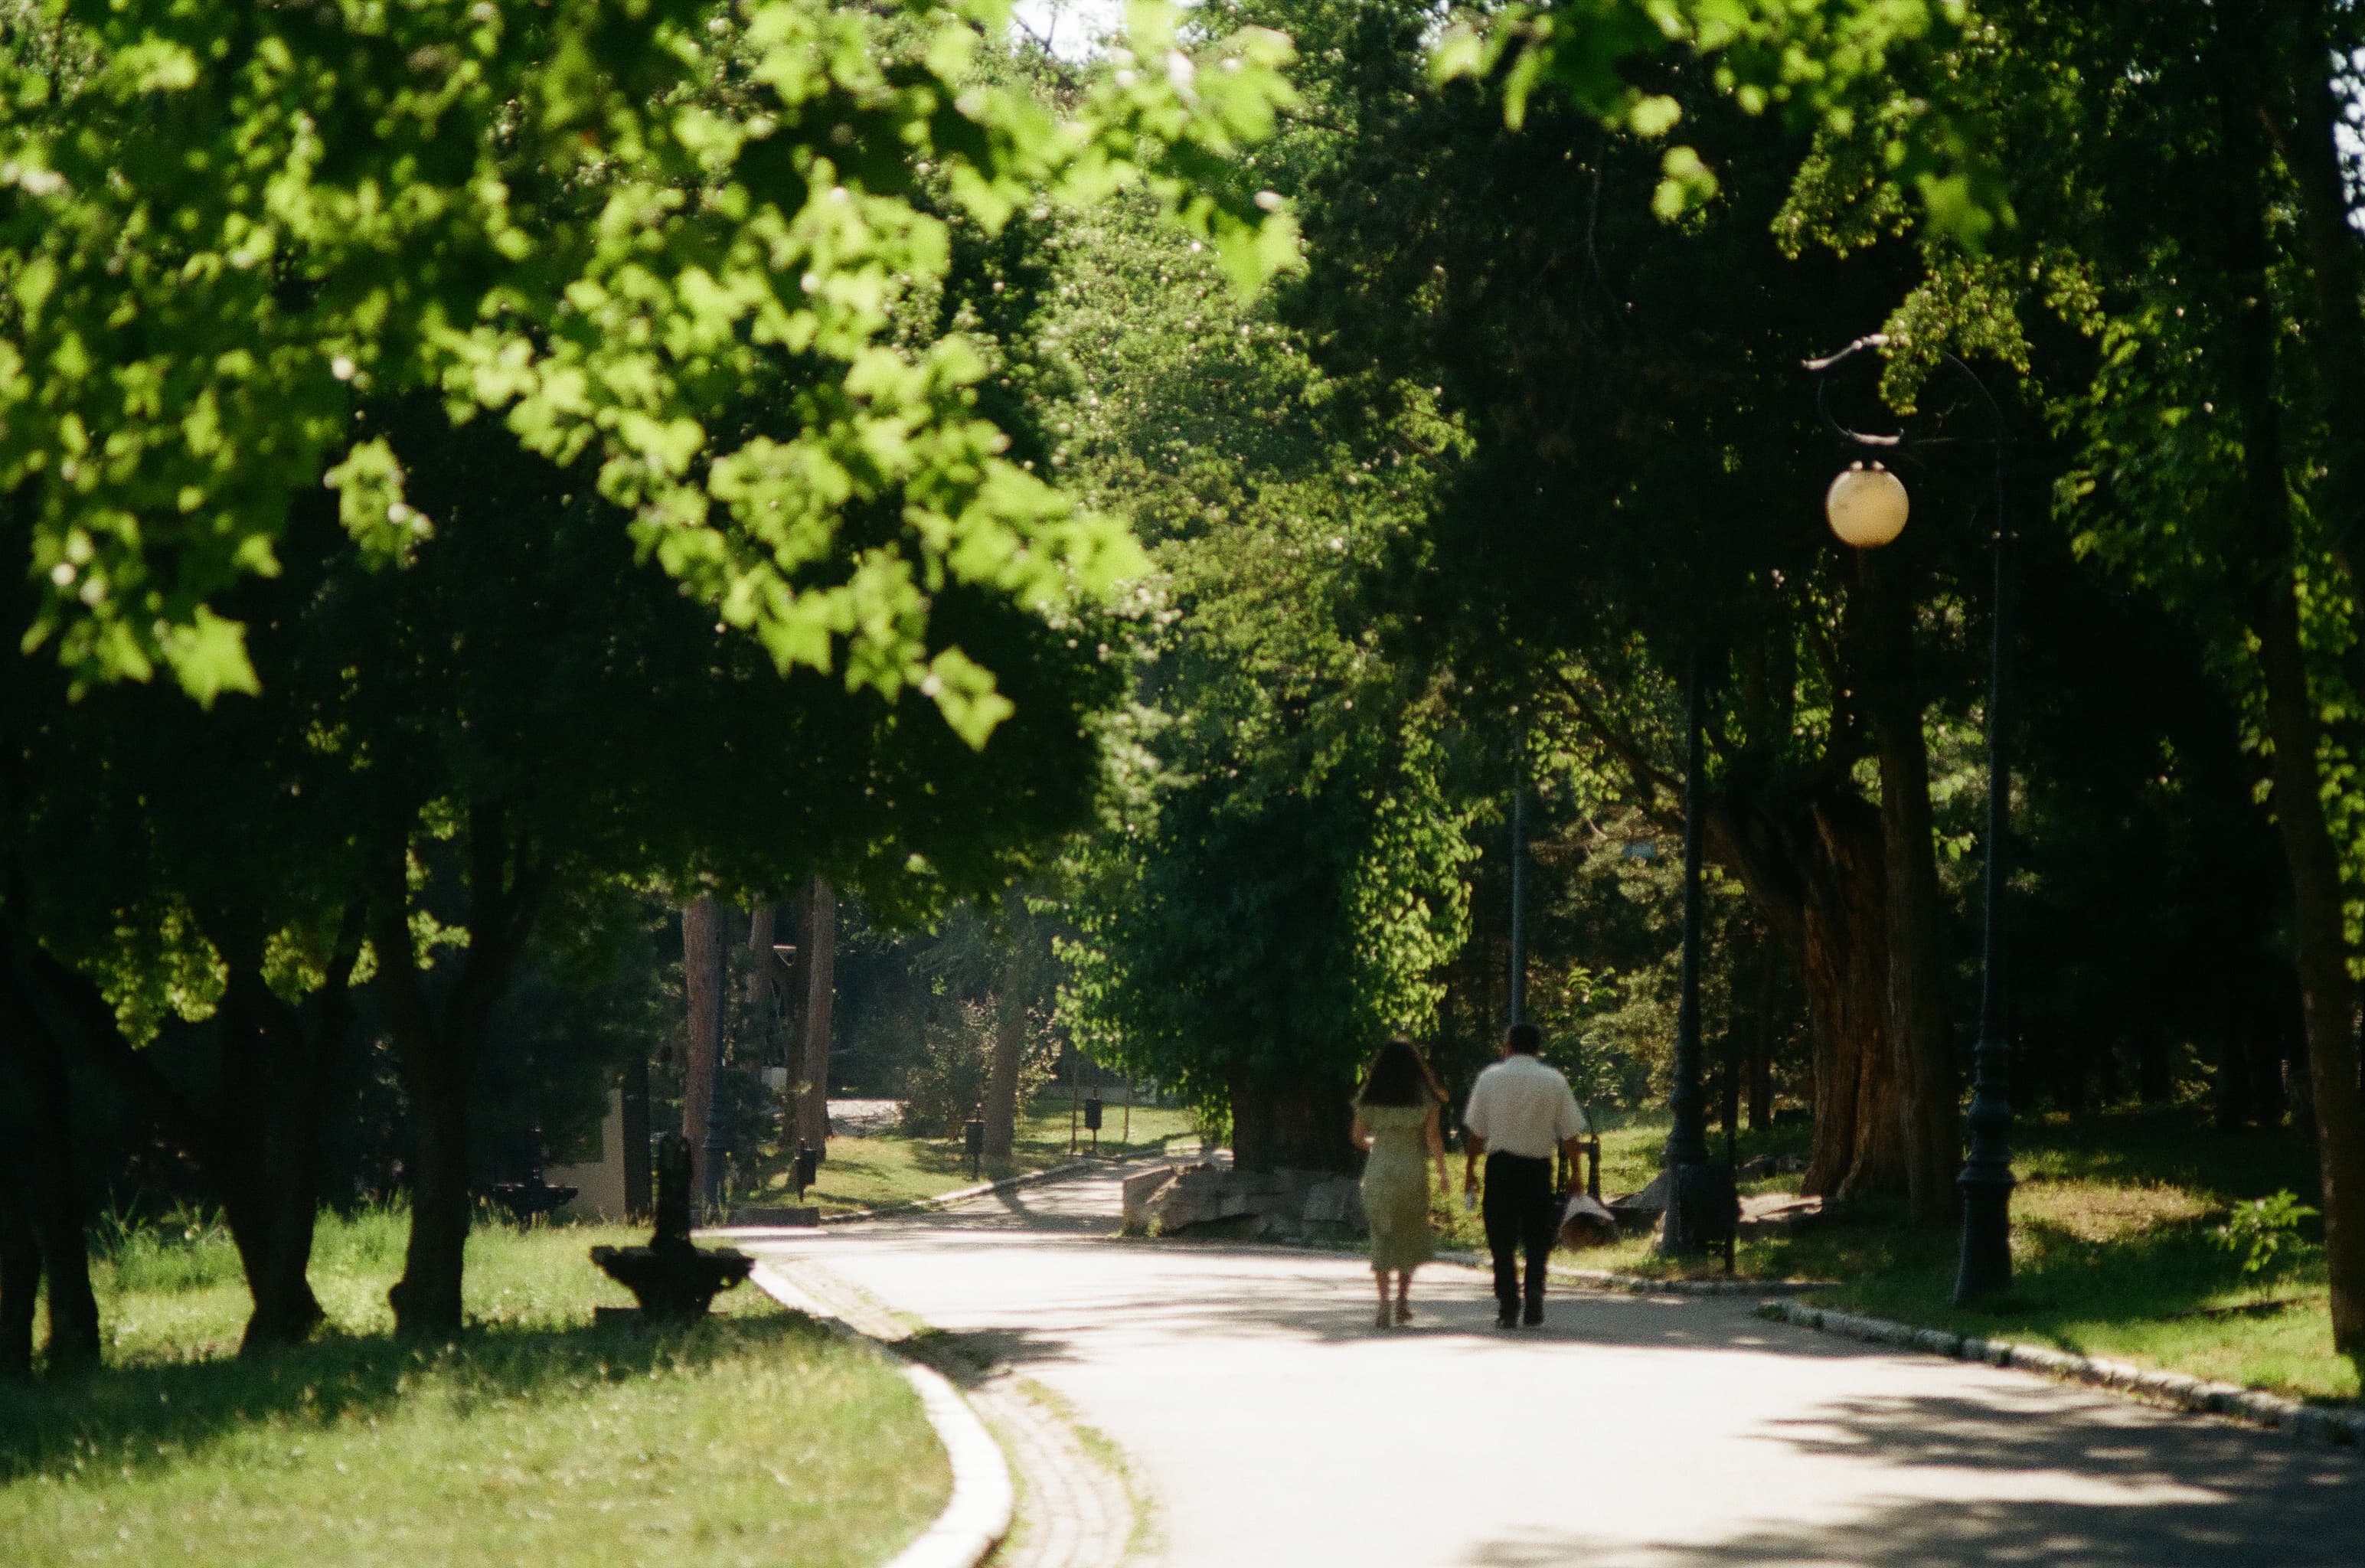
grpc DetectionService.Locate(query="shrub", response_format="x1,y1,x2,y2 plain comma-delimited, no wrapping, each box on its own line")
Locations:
898,997,1057,1138
2213,1190,2319,1278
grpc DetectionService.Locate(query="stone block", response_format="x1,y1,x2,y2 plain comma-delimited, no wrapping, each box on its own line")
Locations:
1122,1168,1181,1234
1299,1177,1367,1231
1143,1164,1365,1235
1607,1171,1669,1233
1144,1164,1233,1231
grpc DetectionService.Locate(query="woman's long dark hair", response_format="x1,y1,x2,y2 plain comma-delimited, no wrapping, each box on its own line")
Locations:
1358,1038,1441,1108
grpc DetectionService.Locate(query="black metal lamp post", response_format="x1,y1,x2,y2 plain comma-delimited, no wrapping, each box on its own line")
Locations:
1805,333,2015,1305
1508,727,1530,1027
1656,649,1730,1255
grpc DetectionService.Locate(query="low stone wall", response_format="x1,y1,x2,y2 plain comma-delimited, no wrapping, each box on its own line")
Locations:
1123,1163,1367,1240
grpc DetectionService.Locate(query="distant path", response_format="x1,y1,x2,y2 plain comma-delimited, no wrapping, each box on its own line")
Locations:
824,1098,904,1137
741,1163,2365,1567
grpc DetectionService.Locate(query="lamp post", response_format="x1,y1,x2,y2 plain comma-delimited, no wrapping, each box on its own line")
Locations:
1508,728,1529,1027
1805,333,2015,1305
1655,647,1728,1256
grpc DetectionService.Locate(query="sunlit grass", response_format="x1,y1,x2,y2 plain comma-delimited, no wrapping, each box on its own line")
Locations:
774,1093,1199,1216
1283,1102,2360,1403
6,1212,949,1567
1448,1106,2358,1405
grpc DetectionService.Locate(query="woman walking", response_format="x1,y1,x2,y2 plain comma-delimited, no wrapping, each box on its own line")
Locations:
1351,1038,1451,1328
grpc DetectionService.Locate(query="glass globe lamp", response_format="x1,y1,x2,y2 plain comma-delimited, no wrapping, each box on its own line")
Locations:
1825,461,1909,548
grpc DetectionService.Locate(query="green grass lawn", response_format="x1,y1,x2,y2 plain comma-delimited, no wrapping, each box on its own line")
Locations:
1424,1106,2360,1406
780,1093,1200,1216
3,1210,948,1568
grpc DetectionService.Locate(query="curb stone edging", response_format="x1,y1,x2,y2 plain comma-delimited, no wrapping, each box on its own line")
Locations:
747,1263,1014,1568
1759,1298,2365,1449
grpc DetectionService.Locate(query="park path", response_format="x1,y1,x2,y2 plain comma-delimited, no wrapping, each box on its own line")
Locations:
738,1163,2365,1568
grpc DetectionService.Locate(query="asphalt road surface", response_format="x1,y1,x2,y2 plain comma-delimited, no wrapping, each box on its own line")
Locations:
741,1165,2365,1568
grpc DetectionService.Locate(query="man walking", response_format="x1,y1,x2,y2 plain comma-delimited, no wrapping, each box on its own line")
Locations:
1462,1023,1589,1328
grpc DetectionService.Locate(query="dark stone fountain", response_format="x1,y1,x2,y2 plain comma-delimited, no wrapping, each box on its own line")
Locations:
590,1132,752,1320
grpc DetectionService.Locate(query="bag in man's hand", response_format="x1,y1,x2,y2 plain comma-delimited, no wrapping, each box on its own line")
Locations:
1559,1191,1617,1250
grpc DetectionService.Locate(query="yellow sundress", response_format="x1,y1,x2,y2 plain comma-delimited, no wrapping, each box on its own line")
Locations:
1358,1102,1436,1272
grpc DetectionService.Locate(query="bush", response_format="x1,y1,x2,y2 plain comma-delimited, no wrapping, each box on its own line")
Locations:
2214,1190,2319,1278
898,997,1057,1138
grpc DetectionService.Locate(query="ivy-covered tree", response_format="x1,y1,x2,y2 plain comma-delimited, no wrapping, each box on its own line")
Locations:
1050,196,1475,1171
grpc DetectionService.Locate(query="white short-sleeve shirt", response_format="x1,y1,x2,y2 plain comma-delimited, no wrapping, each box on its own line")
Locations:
1463,1054,1587,1159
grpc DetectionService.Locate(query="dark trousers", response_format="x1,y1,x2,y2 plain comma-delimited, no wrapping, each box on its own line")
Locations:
1482,1152,1557,1316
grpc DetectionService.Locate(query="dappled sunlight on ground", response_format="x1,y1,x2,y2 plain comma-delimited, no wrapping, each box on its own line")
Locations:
752,1161,2365,1567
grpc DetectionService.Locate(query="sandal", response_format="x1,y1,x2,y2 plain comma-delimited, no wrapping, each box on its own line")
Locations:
1374,1306,1393,1328
1394,1302,1414,1325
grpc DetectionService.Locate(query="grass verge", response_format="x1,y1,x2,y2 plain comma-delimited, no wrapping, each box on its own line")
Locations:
1425,1106,2357,1405
776,1093,1199,1216
4,1212,949,1568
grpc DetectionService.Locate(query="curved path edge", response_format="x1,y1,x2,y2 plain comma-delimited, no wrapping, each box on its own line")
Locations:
748,1263,1015,1568
1761,1297,2365,1448
822,1159,1104,1225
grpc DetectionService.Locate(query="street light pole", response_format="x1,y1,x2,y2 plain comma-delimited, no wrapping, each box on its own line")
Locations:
1656,648,1723,1256
1805,334,2015,1305
1508,729,1529,1027
1957,393,2017,1304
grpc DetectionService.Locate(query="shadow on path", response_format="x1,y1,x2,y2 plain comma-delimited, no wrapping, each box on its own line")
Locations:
1465,1381,2363,1566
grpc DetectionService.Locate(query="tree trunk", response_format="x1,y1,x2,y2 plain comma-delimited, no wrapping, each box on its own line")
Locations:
377,806,549,1338
2219,106,2365,1354
1858,550,1961,1225
1746,939,1778,1131
388,1073,473,1338
982,990,1025,1161
0,1118,40,1377
14,930,350,1354
204,953,335,1355
745,901,780,1072
240,971,350,1354
0,949,99,1369
796,877,837,1153
4,1013,99,1370
1798,798,1906,1200
1228,1067,1357,1174
680,896,723,1196
2253,567,2365,1350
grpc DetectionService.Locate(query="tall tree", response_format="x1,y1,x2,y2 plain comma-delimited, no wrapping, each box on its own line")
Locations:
680,897,726,1195
795,878,838,1155
1252,0,1977,1209
1047,193,1475,1170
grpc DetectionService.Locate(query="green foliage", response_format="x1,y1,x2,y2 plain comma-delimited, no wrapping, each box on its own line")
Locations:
1044,190,1476,1125
2216,1191,2321,1280
0,0,1295,735
1431,0,2011,246
897,996,1056,1137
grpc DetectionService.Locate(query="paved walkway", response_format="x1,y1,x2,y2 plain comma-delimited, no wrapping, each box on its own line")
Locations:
741,1163,2365,1568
